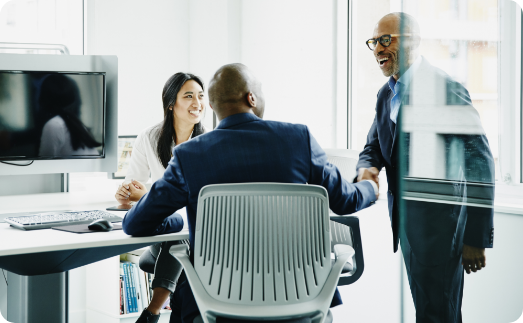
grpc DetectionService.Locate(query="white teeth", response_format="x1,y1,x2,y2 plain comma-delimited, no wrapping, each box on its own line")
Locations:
189,110,200,116
378,57,389,63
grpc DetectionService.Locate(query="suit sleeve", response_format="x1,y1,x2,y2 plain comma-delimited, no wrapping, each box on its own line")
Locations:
307,128,376,214
122,149,188,236
446,80,495,249
462,134,495,248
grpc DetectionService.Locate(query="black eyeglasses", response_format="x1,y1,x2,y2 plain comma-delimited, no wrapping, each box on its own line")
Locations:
366,34,414,50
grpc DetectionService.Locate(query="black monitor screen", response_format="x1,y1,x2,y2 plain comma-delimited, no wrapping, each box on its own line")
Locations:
0,71,105,161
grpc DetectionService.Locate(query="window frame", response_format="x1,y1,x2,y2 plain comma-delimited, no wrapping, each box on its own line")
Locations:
498,0,523,187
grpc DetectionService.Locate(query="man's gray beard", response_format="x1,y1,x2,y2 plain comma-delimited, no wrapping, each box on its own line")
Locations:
382,60,400,77
382,48,411,78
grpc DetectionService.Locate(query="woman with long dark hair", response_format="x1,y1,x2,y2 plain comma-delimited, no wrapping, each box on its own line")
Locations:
38,74,102,156
114,72,207,323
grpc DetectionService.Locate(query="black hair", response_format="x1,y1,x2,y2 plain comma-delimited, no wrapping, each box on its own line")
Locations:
157,72,205,168
39,74,101,150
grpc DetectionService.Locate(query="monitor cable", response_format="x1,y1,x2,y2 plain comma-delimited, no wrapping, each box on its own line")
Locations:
1,269,7,286
0,160,34,166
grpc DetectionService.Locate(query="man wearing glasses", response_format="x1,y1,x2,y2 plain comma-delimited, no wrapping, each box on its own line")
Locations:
356,12,495,322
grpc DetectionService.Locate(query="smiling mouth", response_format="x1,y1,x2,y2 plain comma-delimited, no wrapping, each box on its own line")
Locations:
378,57,389,66
189,110,201,117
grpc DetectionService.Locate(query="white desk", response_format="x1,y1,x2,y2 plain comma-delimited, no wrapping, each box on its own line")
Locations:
0,191,189,323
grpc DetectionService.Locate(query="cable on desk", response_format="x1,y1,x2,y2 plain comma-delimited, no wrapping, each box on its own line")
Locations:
1,269,7,286
0,160,34,166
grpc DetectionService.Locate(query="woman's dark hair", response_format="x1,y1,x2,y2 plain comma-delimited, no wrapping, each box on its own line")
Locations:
39,74,101,150
157,72,205,168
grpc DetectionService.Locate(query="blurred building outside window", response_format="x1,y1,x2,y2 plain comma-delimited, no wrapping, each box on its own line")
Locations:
350,0,503,181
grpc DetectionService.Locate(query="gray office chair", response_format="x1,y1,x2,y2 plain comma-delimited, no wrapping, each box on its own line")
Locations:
324,148,360,181
325,148,366,285
170,183,356,323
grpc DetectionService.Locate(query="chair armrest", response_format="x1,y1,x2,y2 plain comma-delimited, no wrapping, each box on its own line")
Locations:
333,244,355,272
169,244,218,310
330,215,365,286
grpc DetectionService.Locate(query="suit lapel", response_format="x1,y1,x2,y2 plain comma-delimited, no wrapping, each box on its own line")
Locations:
386,90,397,158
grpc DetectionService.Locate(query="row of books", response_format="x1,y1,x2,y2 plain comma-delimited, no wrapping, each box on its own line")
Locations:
119,252,171,315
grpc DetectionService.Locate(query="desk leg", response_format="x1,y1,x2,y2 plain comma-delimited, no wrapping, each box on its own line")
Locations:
7,271,67,323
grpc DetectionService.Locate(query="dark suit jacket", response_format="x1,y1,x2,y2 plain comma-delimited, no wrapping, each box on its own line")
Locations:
357,57,495,265
123,113,376,321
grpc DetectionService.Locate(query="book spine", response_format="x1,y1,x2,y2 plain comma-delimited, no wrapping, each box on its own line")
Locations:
131,263,144,312
124,262,135,313
119,276,123,315
128,262,138,313
121,263,130,314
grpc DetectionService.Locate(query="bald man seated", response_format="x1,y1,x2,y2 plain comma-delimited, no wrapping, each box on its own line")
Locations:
122,63,379,323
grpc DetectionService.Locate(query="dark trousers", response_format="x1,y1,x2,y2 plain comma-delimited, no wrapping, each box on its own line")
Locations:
139,240,188,294
400,227,464,323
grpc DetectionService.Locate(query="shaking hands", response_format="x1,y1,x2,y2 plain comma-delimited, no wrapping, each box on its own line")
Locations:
357,167,380,199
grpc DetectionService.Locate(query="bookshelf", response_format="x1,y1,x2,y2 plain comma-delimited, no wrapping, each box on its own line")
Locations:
86,250,171,323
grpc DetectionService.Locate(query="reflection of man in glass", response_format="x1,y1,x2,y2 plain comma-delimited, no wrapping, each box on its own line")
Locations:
356,13,495,322
38,74,101,157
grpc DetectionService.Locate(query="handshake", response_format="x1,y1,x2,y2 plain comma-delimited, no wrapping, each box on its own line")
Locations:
356,167,380,199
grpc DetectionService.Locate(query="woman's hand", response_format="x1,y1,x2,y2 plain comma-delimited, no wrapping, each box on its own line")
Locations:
127,180,147,202
115,181,133,205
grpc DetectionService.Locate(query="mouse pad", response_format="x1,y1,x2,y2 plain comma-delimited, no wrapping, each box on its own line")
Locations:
52,223,123,233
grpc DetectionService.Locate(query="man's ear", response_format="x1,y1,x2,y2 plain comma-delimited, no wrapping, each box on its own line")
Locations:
412,35,421,49
247,92,257,107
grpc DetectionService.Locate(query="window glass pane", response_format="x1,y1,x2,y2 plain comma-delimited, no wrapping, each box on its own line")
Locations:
0,0,83,55
350,0,398,152
351,0,500,180
397,0,518,322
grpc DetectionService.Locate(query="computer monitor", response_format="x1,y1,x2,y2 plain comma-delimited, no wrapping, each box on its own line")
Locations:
0,54,117,176
0,71,106,161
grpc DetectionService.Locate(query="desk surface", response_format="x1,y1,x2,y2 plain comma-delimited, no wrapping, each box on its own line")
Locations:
0,191,189,257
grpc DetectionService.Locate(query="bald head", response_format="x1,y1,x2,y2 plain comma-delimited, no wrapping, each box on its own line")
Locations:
376,12,420,35
208,63,265,121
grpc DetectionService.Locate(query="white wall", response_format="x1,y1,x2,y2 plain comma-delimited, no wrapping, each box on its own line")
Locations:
332,199,403,323
85,0,191,135
240,0,345,148
85,0,348,147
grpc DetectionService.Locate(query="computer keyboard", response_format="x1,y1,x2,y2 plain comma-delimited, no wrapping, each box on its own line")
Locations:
4,210,123,230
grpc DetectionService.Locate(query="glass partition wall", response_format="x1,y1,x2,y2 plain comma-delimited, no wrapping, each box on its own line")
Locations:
397,0,521,322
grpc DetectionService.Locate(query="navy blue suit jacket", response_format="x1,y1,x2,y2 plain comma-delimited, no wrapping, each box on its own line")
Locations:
357,57,494,265
123,113,376,320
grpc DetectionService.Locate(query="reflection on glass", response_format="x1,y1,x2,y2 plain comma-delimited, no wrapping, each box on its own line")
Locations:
38,74,101,157
0,71,105,160
397,3,497,322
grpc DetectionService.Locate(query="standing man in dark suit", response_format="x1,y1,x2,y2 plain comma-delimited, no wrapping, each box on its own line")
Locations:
356,13,495,322
123,63,379,323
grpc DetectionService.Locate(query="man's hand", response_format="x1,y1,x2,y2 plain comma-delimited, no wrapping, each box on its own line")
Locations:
357,167,380,199
127,180,147,202
462,244,486,274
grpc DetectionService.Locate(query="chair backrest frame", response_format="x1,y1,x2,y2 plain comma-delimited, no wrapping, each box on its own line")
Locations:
194,183,332,307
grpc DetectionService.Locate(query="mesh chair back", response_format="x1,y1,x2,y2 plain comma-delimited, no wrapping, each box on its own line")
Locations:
194,183,331,306
324,148,360,181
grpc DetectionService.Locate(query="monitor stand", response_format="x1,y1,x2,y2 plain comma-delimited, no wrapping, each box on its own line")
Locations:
7,271,67,323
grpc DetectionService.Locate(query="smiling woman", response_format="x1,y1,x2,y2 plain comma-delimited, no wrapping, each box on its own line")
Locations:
112,72,207,323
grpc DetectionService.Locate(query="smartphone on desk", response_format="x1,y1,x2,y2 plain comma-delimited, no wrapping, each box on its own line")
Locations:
106,204,133,211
